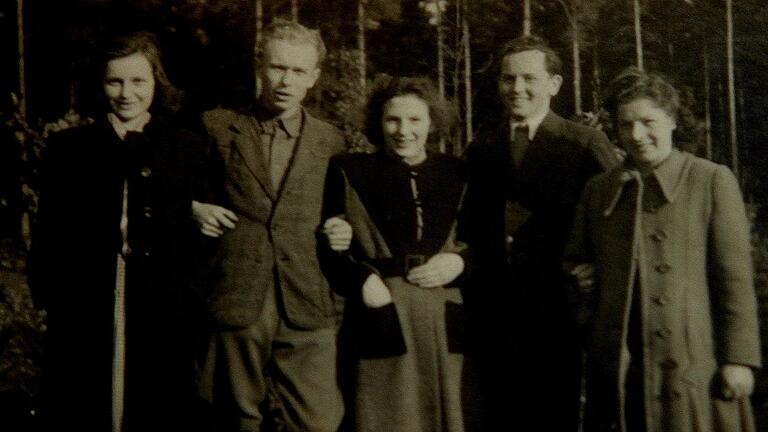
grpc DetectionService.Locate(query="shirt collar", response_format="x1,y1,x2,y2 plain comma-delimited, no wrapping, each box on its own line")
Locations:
603,149,691,216
254,103,303,138
509,107,549,140
108,112,151,141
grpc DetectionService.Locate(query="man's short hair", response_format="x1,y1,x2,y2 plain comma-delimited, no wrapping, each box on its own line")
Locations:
257,19,327,65
496,35,562,76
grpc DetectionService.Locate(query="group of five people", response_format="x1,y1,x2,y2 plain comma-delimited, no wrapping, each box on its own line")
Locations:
29,18,760,432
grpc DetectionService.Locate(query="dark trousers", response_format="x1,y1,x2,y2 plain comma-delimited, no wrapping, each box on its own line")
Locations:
197,284,343,432
474,263,583,431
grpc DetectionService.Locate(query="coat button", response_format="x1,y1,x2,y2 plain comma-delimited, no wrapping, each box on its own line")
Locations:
655,263,671,274
652,295,669,306
650,230,667,242
140,167,152,178
661,359,678,369
655,328,672,338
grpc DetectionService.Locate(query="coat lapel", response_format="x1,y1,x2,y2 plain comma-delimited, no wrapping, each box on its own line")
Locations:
228,116,276,201
279,113,327,200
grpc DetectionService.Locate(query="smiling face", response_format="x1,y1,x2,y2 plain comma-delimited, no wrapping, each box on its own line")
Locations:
103,52,155,121
259,39,321,116
498,50,562,122
381,94,432,165
618,97,677,169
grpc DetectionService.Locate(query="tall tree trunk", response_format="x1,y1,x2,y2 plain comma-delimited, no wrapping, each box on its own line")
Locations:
703,51,712,160
16,0,26,119
523,0,532,36
291,0,299,22
555,0,582,116
572,26,582,116
592,45,601,112
254,0,263,97
357,0,366,89
435,0,446,152
463,13,473,152
634,0,644,70
725,0,738,178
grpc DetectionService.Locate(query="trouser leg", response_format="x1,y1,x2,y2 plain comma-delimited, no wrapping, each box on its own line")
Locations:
271,322,344,432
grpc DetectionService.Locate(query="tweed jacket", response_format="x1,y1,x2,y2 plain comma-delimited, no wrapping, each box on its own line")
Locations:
200,107,346,329
565,150,761,431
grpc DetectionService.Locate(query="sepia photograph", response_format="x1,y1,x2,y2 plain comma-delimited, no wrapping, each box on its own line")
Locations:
0,1,767,431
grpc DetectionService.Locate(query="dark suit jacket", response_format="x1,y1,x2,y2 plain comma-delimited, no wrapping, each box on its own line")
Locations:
201,107,346,329
461,111,618,332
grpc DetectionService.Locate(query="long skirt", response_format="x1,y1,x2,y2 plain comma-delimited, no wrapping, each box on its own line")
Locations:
352,276,483,432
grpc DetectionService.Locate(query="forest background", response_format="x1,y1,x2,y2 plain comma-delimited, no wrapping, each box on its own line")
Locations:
0,0,767,429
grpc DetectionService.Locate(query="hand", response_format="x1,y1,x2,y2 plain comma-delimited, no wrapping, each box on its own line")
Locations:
569,263,596,293
719,364,755,400
406,253,464,288
322,216,353,251
361,273,393,308
191,200,239,238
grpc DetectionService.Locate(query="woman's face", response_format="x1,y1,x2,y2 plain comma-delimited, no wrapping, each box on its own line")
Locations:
103,52,156,121
381,94,431,165
617,97,676,169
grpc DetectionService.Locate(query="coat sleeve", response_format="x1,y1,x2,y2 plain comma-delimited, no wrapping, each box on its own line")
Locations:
563,177,599,326
318,156,376,299
708,165,761,368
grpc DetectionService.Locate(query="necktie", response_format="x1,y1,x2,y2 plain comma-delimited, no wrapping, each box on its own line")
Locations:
512,124,529,169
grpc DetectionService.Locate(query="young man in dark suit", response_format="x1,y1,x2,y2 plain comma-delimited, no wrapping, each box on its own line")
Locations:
191,20,348,432
461,36,618,430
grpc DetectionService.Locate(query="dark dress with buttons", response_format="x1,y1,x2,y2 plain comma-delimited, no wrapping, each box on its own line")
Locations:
28,117,209,431
323,151,483,432
565,150,761,432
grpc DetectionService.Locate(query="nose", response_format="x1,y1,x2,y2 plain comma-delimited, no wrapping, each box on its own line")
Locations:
512,76,526,93
279,70,296,86
631,122,645,141
118,82,132,99
396,120,413,137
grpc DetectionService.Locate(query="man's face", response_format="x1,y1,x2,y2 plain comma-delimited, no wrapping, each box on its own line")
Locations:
498,50,562,122
259,39,321,116
103,52,155,122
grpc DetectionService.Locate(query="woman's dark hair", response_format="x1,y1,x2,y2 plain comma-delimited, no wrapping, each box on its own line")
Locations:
605,67,680,121
364,75,456,150
97,32,182,113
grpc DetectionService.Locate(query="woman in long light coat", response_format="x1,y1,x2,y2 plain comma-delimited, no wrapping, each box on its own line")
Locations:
565,69,761,432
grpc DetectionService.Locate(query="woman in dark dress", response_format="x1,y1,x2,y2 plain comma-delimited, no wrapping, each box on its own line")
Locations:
322,76,482,432
29,32,208,431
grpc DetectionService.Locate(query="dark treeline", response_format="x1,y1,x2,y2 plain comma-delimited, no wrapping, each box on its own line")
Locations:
2,0,768,214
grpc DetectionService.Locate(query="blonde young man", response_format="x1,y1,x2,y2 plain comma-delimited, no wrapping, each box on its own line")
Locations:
192,20,347,432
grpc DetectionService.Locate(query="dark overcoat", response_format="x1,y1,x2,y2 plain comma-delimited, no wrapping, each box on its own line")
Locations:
28,116,209,431
200,108,346,329
566,150,761,432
